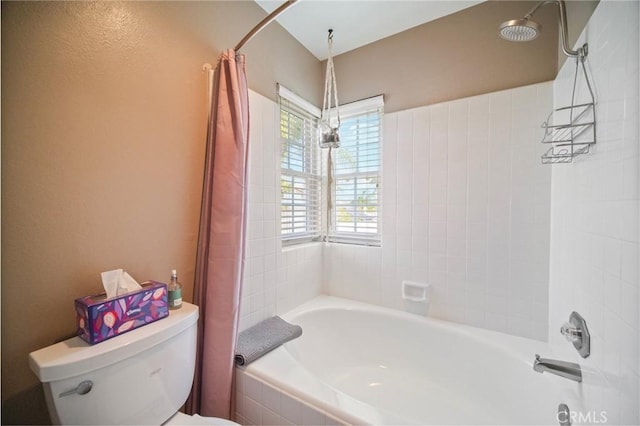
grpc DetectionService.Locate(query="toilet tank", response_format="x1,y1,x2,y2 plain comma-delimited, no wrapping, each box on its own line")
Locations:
29,302,199,425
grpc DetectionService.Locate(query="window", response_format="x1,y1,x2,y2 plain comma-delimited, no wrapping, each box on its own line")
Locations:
278,86,382,247
329,96,383,246
279,86,322,245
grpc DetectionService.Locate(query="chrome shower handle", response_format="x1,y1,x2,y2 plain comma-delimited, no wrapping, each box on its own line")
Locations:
560,321,582,342
561,312,590,358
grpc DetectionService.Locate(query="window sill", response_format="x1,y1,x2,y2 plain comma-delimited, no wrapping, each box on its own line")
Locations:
282,241,324,252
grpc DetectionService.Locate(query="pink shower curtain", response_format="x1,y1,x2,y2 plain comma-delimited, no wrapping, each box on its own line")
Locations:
186,49,249,419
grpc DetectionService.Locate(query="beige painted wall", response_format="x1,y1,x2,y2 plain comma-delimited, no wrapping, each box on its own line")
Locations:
330,0,597,113
1,1,320,423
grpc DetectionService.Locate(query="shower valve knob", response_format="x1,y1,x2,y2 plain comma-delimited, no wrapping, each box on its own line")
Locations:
560,322,581,342
560,312,590,358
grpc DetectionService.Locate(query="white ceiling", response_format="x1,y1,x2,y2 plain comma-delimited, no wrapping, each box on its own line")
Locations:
255,0,485,60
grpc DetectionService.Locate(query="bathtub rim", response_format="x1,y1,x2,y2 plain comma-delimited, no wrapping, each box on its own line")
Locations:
240,295,584,425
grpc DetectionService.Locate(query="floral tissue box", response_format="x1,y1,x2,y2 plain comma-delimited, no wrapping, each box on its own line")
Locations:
75,281,169,344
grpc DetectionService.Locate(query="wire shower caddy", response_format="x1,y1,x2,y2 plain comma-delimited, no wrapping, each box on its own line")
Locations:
541,46,596,164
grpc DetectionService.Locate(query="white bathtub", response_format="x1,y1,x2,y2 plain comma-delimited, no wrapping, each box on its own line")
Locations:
237,296,585,425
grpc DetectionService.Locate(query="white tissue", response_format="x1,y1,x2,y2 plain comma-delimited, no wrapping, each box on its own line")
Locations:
101,269,121,299
118,271,142,295
101,269,142,299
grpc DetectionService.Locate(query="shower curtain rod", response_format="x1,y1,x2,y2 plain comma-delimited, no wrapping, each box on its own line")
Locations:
235,0,299,52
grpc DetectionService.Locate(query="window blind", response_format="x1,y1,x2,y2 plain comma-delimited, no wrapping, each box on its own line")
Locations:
279,89,321,245
329,97,383,246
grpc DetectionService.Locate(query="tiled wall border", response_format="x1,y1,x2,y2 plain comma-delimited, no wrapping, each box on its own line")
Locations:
235,368,347,426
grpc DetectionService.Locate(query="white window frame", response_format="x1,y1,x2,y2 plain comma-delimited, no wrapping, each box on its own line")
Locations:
327,96,383,246
278,85,322,245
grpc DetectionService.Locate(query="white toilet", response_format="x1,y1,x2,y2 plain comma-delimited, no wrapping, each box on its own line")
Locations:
29,302,239,425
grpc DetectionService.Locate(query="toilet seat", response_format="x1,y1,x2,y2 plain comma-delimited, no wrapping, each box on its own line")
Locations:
164,411,240,425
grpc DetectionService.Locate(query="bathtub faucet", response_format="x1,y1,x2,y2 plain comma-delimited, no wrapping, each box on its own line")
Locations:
533,354,582,382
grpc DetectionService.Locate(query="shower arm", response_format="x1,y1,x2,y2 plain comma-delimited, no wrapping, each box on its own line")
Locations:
524,0,585,59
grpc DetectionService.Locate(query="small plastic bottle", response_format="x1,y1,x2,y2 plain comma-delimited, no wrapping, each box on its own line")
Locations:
168,269,182,310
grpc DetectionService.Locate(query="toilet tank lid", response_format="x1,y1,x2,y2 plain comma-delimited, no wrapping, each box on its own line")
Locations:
29,302,199,383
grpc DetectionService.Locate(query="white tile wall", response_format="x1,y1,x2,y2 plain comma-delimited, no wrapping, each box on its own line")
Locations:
239,91,323,332
548,1,639,424
325,82,553,341
234,369,347,426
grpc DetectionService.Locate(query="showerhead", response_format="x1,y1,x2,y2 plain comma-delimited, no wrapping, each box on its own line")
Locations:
498,18,542,42
498,0,585,58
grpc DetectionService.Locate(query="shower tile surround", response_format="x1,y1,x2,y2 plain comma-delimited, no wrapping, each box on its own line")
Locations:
240,82,553,341
239,92,323,332
326,82,554,341
238,2,639,422
548,1,639,424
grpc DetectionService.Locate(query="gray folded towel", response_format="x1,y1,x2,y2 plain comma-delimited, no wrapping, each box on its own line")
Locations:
235,316,302,366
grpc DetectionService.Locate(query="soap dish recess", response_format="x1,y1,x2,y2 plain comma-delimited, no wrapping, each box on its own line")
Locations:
402,281,430,303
